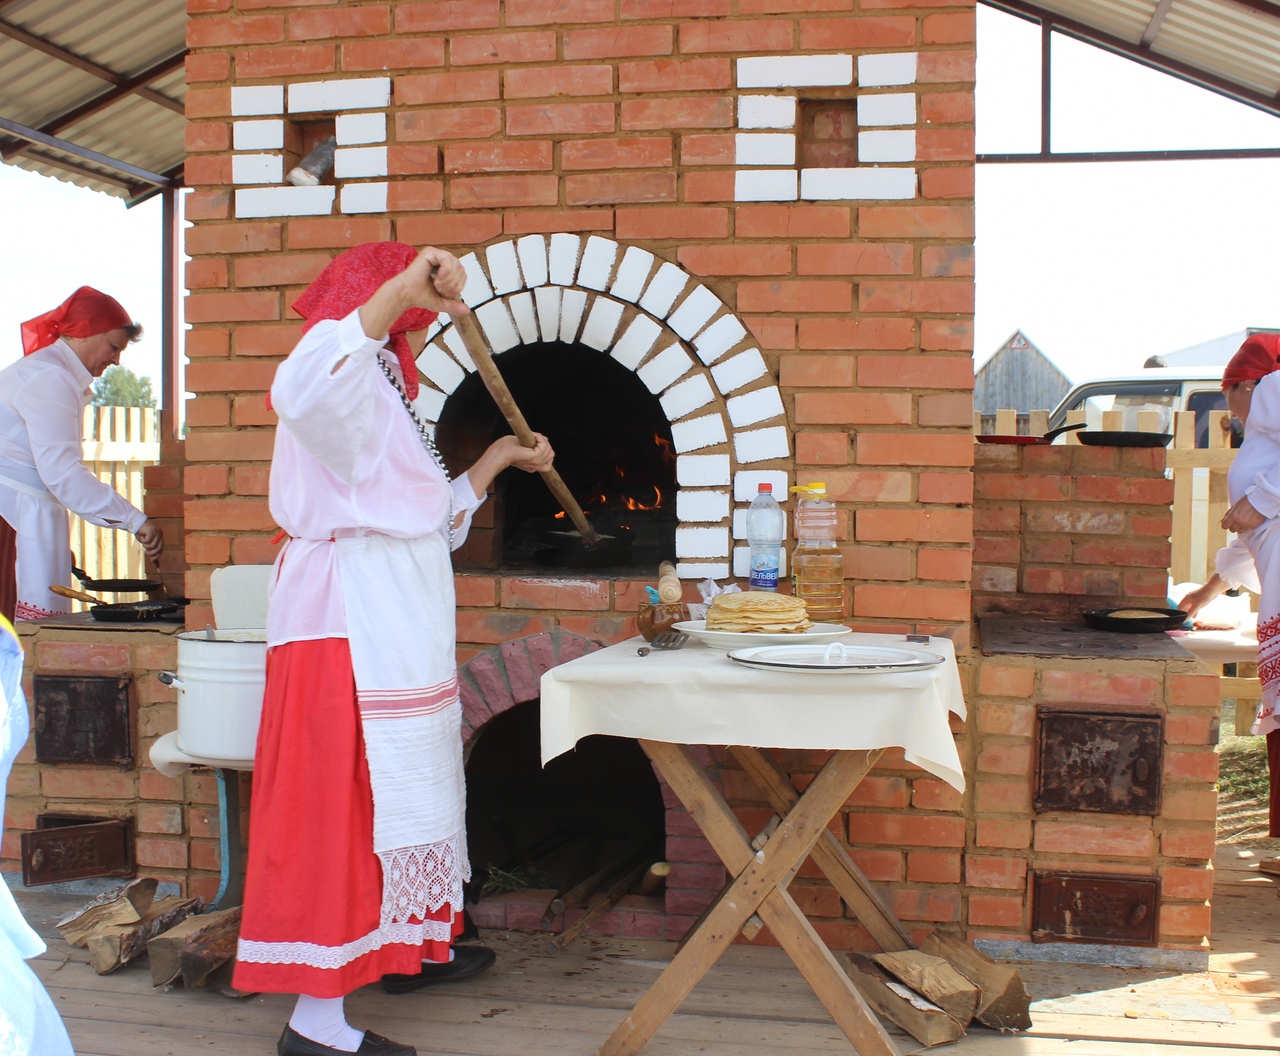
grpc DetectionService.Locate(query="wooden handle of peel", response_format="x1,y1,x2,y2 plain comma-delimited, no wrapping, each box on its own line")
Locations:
451,312,602,548
50,584,102,605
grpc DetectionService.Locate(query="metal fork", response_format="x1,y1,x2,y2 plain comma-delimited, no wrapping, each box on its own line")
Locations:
637,631,689,655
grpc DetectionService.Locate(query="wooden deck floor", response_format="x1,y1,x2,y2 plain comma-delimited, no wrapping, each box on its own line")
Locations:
19,846,1280,1056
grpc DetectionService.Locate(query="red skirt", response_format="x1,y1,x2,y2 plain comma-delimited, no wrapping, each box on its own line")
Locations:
233,638,461,997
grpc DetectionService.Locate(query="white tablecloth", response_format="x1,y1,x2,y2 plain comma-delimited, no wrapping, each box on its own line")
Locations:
1169,628,1259,666
540,632,967,791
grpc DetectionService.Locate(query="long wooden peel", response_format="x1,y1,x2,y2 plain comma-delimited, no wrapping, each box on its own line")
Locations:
451,311,603,548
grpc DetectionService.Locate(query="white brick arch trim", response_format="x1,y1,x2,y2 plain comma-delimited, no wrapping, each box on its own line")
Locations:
413,234,791,580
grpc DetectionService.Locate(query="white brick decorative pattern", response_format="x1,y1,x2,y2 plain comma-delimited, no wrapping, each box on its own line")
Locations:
678,455,732,487
517,235,549,288
336,112,387,145
334,146,389,178
801,167,916,201
738,95,797,129
610,316,662,370
858,130,916,163
692,315,748,365
711,349,769,394
475,301,520,354
413,387,447,423
231,85,284,116
677,561,730,580
232,154,283,185
637,343,694,394
737,55,853,88
667,286,721,341
578,236,619,291
235,186,335,218
676,490,730,522
339,182,388,214
660,374,716,421
288,77,391,113
671,413,728,453
233,120,285,151
611,247,654,303
734,169,798,202
857,93,916,127
416,237,793,580
675,526,731,559
735,133,796,166
638,263,689,318
580,296,625,351
733,471,790,502
858,52,919,87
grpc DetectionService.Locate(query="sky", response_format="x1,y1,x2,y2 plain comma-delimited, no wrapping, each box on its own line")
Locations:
1,5,1279,393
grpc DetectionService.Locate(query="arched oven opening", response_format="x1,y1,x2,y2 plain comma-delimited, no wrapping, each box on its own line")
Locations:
436,341,677,575
463,700,665,918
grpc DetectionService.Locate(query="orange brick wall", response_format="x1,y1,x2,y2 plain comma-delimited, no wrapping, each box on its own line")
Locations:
181,0,978,641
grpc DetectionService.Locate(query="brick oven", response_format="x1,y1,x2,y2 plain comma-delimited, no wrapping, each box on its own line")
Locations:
0,0,1218,964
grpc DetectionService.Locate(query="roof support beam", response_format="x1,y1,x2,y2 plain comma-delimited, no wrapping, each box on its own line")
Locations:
0,19,183,115
1140,0,1176,48
1,51,186,163
982,0,1280,119
0,114,171,186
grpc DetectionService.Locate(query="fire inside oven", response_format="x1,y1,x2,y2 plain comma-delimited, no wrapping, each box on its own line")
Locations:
435,341,678,573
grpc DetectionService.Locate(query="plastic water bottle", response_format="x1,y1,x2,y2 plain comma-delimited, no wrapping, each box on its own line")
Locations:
746,483,785,591
791,483,844,623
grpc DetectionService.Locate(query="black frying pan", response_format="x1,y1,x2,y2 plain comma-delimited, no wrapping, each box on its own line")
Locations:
73,567,161,592
89,600,181,623
1076,432,1174,448
1082,607,1188,633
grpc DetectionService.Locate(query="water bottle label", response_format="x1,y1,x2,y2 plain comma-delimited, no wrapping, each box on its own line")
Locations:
749,551,779,590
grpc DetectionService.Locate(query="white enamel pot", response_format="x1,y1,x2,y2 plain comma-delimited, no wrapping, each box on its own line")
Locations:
158,630,267,762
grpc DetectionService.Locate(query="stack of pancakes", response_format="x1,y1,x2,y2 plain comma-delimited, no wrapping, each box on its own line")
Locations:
705,591,812,634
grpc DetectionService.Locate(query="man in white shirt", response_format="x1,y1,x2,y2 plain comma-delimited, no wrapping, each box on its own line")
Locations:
0,287,163,620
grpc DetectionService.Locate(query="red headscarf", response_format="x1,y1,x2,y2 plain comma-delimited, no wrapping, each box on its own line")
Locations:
20,286,132,356
292,242,437,401
1222,333,1280,391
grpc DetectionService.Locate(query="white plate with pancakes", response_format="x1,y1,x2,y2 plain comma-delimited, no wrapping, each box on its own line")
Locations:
727,642,945,673
673,621,853,649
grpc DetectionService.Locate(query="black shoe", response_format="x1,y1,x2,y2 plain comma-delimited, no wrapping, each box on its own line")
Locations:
380,944,497,994
278,1026,416,1056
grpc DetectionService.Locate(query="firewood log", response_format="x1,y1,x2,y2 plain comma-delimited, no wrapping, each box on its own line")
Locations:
919,930,1032,1031
147,905,242,989
872,950,980,1025
843,952,967,1048
56,877,158,948
86,896,201,975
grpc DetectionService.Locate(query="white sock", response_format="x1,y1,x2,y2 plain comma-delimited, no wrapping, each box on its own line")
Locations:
289,994,364,1052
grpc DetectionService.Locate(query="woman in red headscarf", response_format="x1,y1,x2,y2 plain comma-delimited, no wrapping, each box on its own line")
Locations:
0,287,163,621
233,244,553,1056
1180,332,1280,867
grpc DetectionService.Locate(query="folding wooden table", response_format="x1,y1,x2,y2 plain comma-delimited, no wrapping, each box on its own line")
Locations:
539,632,967,1056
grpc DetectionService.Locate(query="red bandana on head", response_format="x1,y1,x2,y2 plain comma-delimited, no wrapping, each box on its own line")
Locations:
291,242,437,401
20,286,132,356
1222,333,1280,391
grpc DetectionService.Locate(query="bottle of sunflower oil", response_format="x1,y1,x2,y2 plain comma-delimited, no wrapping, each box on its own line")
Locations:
790,483,844,624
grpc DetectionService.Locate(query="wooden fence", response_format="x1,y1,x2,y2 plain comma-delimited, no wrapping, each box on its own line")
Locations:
70,406,161,590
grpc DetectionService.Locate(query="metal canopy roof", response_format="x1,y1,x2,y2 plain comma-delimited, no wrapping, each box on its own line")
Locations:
0,0,1277,204
0,0,186,204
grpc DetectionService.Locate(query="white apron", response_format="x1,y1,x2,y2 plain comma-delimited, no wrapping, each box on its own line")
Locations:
0,470,71,620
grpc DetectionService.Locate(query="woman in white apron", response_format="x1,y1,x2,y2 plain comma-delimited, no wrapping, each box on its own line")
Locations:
0,287,163,620
233,243,553,1056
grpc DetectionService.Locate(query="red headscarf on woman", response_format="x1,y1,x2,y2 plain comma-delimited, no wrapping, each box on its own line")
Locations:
1223,333,1280,391
291,242,438,401
20,287,132,356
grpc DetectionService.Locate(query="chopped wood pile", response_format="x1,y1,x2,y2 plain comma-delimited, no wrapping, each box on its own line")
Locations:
53,877,246,996
842,929,1033,1047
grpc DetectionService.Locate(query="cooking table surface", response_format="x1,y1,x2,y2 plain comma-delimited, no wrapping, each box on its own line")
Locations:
539,630,966,791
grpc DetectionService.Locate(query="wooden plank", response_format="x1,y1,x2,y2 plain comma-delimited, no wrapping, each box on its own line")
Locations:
844,952,965,1047
1028,409,1049,435
1064,408,1086,444
1101,409,1123,431
995,408,1016,435
1165,450,1236,470
729,745,912,953
1135,409,1162,434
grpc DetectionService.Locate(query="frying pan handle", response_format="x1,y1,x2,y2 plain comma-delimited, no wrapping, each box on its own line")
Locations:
1042,422,1088,442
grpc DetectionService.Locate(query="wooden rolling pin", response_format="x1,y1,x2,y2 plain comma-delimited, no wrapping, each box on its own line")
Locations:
657,561,682,603
451,311,603,549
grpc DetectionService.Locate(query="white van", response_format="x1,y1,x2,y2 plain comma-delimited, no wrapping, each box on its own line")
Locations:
1046,366,1230,448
